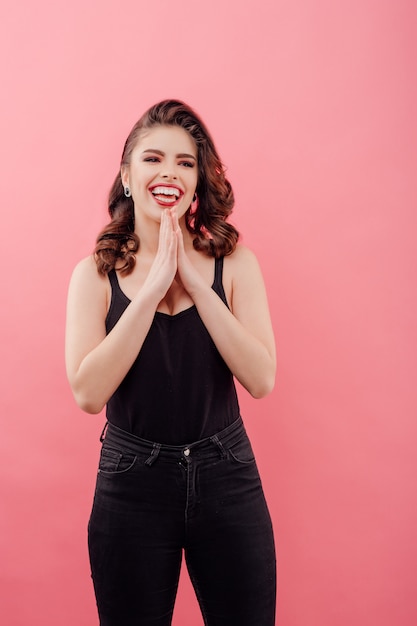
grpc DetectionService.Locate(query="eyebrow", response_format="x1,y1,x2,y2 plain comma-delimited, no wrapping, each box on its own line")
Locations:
141,149,197,161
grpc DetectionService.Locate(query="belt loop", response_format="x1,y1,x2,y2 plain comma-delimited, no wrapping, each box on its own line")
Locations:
99,421,108,443
210,434,227,459
145,443,161,466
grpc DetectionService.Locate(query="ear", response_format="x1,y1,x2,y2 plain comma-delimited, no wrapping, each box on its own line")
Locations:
120,165,129,189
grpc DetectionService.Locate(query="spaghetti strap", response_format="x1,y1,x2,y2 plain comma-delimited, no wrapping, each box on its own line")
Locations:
107,269,130,303
107,269,119,289
213,257,224,287
105,269,131,329
108,269,120,291
212,257,229,308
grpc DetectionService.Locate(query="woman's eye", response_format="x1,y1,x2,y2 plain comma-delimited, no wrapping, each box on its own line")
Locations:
143,157,160,163
180,161,194,168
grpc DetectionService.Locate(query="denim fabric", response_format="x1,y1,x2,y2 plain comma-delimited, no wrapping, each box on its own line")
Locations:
88,417,276,626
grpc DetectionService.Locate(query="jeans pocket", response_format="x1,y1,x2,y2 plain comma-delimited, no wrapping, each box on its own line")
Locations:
226,435,256,465
98,446,137,474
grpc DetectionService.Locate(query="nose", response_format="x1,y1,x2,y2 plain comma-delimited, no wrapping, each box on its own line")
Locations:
160,162,178,180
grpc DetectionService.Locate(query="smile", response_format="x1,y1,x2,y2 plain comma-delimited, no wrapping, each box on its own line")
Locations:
149,185,183,205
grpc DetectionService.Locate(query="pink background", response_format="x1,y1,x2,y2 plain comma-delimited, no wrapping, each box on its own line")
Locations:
1,1,416,624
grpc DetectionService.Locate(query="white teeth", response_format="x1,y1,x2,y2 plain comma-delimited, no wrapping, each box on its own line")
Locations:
151,186,180,198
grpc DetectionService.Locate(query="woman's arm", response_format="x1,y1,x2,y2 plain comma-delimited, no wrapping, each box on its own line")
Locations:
177,229,276,398
65,211,178,413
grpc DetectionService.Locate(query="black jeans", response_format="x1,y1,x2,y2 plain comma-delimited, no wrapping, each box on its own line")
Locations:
88,417,276,625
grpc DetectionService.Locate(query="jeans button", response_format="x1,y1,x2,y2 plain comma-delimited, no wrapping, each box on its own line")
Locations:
183,447,190,457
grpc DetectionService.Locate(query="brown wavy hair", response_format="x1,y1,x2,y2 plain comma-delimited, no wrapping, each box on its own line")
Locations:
95,99,239,275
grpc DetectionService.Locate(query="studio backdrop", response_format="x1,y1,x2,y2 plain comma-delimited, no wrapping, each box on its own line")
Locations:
0,1,416,625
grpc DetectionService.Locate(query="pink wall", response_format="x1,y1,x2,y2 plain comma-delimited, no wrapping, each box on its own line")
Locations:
1,1,416,624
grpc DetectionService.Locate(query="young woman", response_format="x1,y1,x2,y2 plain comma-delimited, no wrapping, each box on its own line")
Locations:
66,100,276,626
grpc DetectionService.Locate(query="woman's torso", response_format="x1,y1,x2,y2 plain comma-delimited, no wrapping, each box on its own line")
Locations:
105,257,240,444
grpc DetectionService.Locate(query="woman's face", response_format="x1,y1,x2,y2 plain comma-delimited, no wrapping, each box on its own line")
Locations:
122,124,198,226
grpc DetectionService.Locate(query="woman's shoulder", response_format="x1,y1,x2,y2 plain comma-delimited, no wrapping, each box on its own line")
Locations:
71,254,102,276
223,244,264,290
227,243,257,261
225,244,261,273
69,255,108,293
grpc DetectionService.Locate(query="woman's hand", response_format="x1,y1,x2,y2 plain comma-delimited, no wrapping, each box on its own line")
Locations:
171,210,206,296
142,209,179,300
66,210,181,414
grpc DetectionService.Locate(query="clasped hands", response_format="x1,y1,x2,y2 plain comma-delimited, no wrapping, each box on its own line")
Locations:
144,208,202,300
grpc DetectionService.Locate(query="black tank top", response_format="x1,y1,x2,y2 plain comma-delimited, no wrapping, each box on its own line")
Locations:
105,257,240,444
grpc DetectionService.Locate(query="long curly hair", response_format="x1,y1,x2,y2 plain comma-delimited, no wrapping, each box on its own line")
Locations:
95,99,239,275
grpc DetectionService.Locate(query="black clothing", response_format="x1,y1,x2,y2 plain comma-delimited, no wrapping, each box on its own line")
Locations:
89,417,276,625
105,257,240,445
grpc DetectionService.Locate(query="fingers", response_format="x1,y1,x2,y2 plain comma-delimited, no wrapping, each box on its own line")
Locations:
157,209,172,253
169,208,179,230
169,209,184,251
157,208,186,263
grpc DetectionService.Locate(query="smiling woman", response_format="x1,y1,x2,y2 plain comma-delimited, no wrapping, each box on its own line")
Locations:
65,99,276,626
121,126,198,219
94,100,238,277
